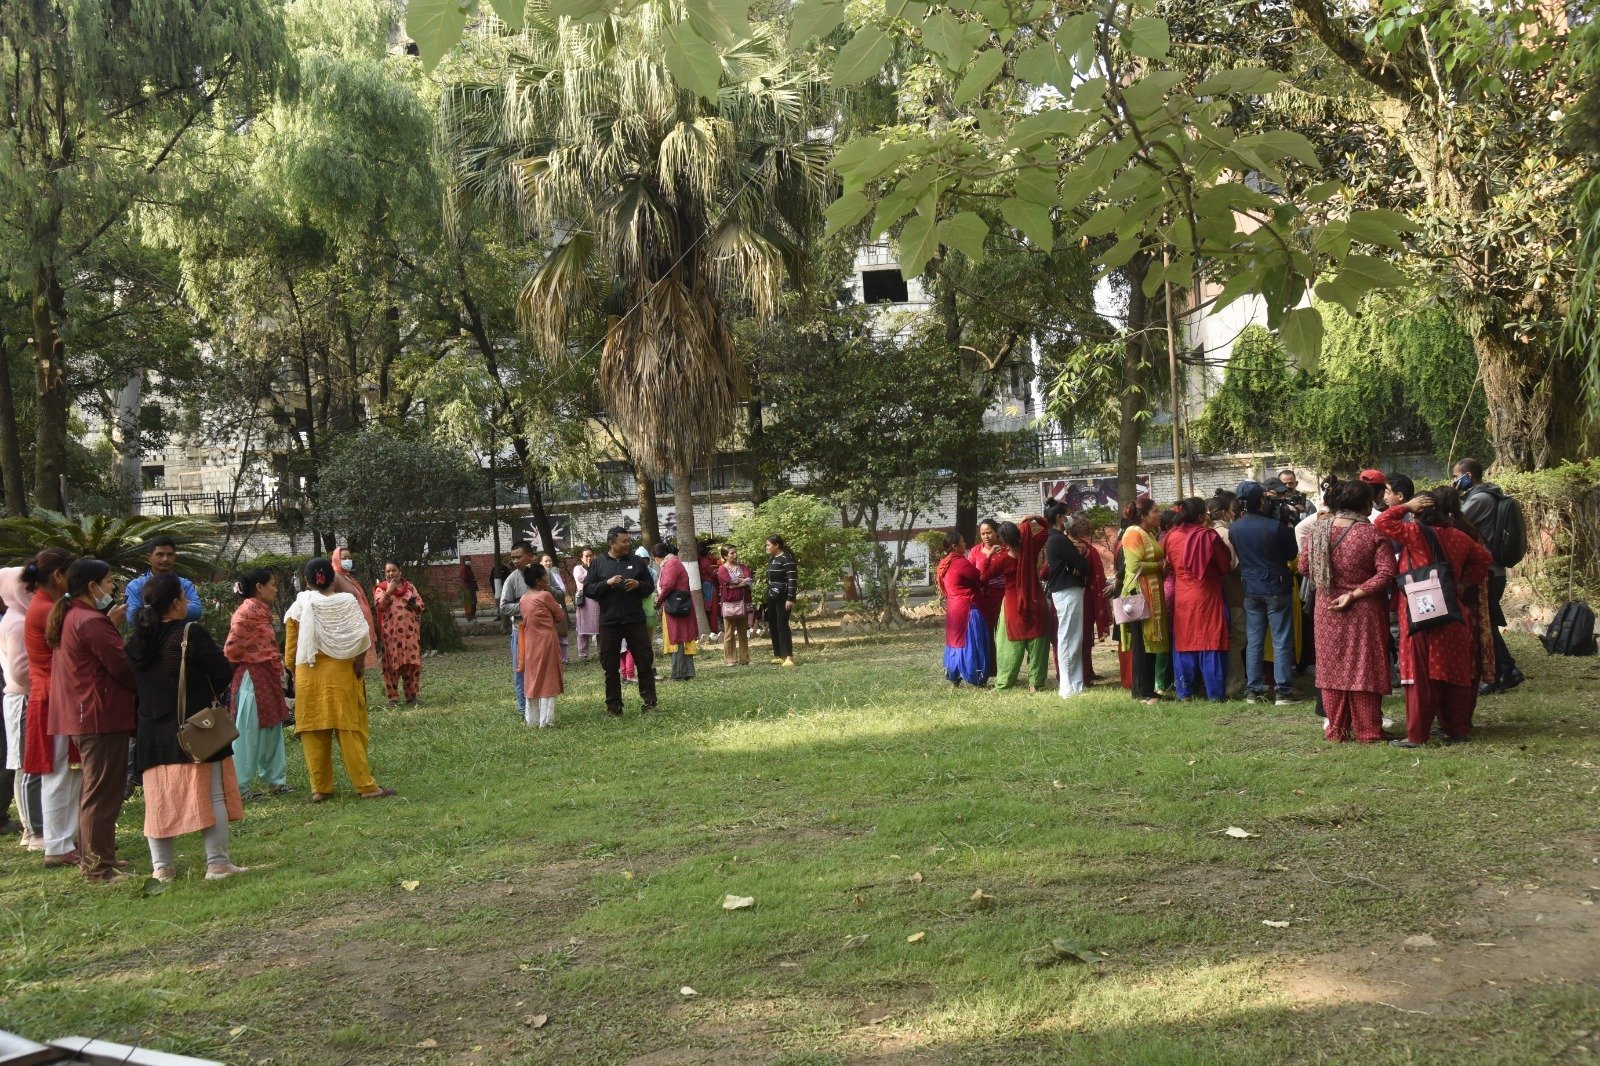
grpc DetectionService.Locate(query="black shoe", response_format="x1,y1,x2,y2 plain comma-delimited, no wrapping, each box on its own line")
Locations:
641,702,657,713
1478,681,1498,697
1441,734,1470,745
1500,667,1525,691
1389,739,1425,748
606,707,624,716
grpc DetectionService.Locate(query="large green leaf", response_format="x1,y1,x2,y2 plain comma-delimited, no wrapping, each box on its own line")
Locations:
1346,208,1418,249
405,0,470,72
824,190,872,237
486,0,526,30
953,47,1007,104
1279,306,1324,369
938,211,988,260
1124,17,1170,59
664,21,724,101
688,0,750,46
1013,167,1056,206
1014,42,1069,92
1000,198,1053,250
834,25,894,86
789,0,845,47
1193,68,1283,96
898,210,939,276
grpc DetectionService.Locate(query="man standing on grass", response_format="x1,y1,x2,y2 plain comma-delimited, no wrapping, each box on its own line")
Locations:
124,536,202,623
1043,501,1089,698
459,555,478,621
498,540,535,719
1230,481,1302,706
1455,457,1526,695
583,527,657,716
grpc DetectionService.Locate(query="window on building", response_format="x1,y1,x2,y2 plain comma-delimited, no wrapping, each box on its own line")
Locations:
141,465,165,490
861,268,909,305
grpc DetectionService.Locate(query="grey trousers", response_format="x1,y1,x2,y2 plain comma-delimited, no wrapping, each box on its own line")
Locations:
147,761,231,870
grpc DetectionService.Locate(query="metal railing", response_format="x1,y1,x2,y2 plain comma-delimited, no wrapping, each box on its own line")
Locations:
133,490,293,521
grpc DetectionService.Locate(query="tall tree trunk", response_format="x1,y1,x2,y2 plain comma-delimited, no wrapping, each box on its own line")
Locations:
936,257,981,545
1117,254,1153,508
31,266,69,512
635,461,660,546
671,459,710,636
745,361,768,506
1475,328,1580,471
114,371,142,513
0,334,30,515
509,436,558,556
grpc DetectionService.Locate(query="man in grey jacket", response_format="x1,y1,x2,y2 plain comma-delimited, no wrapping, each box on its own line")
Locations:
1455,458,1524,694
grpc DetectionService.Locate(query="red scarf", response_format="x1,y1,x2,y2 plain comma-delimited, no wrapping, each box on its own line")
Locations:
225,597,289,728
1002,516,1049,641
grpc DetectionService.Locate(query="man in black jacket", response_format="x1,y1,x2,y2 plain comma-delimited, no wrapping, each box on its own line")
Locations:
1455,458,1524,693
1044,501,1090,698
582,527,657,715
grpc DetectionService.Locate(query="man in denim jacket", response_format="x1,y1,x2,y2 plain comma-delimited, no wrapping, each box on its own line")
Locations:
1229,481,1302,705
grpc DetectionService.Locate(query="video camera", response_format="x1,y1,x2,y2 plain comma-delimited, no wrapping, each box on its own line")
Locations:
1260,485,1308,526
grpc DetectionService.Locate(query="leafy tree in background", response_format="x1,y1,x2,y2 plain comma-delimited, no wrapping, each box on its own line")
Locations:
723,492,866,616
441,0,831,635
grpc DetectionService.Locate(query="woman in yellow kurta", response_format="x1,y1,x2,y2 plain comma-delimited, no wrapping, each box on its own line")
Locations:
285,558,395,803
1118,500,1171,702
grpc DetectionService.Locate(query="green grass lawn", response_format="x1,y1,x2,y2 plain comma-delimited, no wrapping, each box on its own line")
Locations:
2,627,1597,1064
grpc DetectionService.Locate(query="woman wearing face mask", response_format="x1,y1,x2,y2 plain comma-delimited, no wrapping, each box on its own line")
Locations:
45,559,136,883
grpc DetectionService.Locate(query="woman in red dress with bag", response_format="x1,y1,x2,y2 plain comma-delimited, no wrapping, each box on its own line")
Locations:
1375,487,1494,746
716,545,753,666
1305,479,1397,743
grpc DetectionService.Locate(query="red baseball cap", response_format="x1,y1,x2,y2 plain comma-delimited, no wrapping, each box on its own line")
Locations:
1359,469,1387,486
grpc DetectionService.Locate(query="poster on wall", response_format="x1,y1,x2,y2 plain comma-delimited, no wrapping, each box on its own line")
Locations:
1040,477,1145,513
522,513,571,552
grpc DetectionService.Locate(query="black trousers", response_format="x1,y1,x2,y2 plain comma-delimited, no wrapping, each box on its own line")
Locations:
767,601,793,658
1127,621,1156,700
597,621,656,711
1488,573,1517,679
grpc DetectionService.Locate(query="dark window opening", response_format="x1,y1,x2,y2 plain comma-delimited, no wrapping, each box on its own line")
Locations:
141,465,165,490
862,268,909,305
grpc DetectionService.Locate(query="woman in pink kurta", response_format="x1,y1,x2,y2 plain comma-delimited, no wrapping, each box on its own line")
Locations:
518,563,567,728
1163,499,1233,701
373,563,425,706
572,548,602,660
1375,489,1494,746
1305,480,1397,743
653,545,699,681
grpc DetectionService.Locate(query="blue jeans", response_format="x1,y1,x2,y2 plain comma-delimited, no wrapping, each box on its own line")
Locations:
510,628,526,714
1244,593,1294,695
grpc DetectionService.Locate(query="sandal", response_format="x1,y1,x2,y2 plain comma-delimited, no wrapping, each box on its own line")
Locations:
311,792,334,804
268,784,294,795
152,867,176,884
359,787,397,800
205,864,249,881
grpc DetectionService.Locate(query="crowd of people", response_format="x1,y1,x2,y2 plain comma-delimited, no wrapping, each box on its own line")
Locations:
936,461,1528,750
0,458,1530,884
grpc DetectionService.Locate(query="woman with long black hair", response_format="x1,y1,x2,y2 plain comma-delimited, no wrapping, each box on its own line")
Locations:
129,573,248,881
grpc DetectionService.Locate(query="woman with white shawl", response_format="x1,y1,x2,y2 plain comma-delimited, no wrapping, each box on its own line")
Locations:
285,558,396,803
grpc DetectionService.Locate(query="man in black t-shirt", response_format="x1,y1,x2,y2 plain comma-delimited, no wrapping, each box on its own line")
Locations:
582,527,658,715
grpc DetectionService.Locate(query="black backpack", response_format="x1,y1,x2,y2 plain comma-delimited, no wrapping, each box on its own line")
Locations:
1541,600,1597,656
1483,492,1528,569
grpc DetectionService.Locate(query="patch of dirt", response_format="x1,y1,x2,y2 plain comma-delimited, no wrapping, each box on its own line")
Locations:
1279,839,1600,1015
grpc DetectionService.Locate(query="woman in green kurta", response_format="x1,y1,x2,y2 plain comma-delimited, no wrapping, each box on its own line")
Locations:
1119,500,1171,702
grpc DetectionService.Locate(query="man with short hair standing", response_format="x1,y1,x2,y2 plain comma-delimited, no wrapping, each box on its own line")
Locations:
1043,502,1090,698
1455,457,1525,693
124,537,202,623
582,527,657,715
1231,481,1302,705
498,540,535,718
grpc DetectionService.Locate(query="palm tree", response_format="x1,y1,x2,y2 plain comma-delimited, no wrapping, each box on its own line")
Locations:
443,0,830,631
0,511,223,577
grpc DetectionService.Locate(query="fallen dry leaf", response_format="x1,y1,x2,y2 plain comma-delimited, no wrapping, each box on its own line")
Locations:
970,888,996,910
680,986,698,997
853,894,864,908
906,931,926,943
1262,920,1291,928
842,934,870,950
1403,933,1439,948
415,1038,439,1049
909,871,923,885
721,894,755,911
1024,937,1108,969
1186,759,1197,766
1221,827,1258,839
1052,779,1066,789
622,870,635,881
529,1014,549,1029
400,880,420,892
228,1027,246,1038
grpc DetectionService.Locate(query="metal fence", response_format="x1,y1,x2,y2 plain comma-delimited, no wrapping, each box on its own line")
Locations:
133,490,292,521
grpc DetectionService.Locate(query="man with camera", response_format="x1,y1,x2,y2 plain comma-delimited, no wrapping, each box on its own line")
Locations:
1230,481,1302,705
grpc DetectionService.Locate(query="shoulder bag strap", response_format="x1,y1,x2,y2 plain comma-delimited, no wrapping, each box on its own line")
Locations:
177,622,192,726
1416,522,1444,571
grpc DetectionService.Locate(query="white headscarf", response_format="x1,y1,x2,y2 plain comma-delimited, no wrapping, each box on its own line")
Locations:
284,589,371,667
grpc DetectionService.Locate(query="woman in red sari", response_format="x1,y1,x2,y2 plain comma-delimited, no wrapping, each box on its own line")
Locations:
940,533,989,686
1163,498,1234,701
1069,516,1111,684
1375,487,1494,746
1305,479,1396,743
968,519,1011,681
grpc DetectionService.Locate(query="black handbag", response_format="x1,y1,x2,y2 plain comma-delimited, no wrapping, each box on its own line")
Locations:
662,589,694,617
176,623,239,763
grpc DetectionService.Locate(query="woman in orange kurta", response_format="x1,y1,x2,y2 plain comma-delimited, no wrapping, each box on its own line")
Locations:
1163,498,1234,701
518,562,568,728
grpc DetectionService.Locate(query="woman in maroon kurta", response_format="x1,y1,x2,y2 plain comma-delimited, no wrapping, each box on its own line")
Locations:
654,545,699,681
1305,479,1396,743
1070,517,1111,684
968,520,1011,680
1375,489,1494,746
1163,499,1233,701
941,533,989,686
